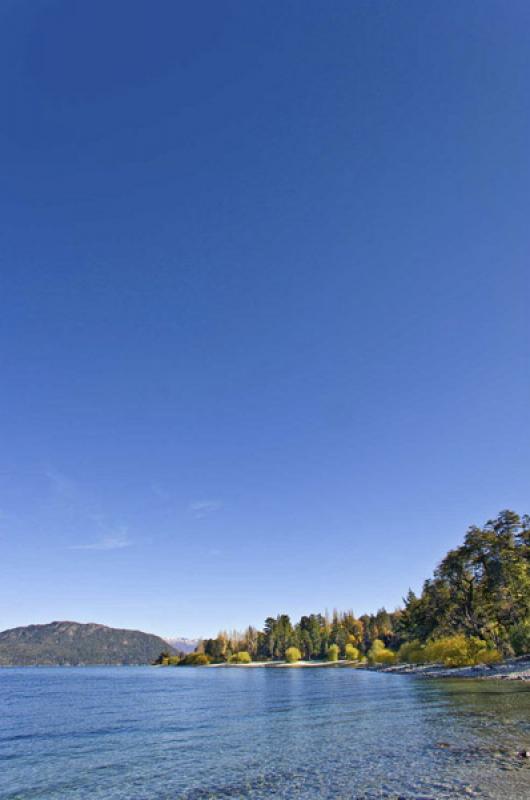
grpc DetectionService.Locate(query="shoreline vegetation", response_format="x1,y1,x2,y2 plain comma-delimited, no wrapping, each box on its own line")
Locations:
156,511,530,681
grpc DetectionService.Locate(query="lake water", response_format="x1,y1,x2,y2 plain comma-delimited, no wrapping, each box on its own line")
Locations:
1,667,529,799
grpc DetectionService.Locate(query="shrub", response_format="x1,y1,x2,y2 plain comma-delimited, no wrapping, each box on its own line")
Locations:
376,649,397,665
285,646,302,663
510,621,530,656
398,640,427,664
178,653,211,666
228,651,252,664
345,644,360,661
423,636,468,666
154,651,172,665
423,635,501,667
367,639,396,665
477,648,502,665
327,644,340,662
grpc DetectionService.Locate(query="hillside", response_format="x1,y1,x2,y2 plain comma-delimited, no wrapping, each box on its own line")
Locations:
0,621,174,666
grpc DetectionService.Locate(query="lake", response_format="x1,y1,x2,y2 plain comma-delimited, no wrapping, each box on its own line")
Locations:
0,667,529,799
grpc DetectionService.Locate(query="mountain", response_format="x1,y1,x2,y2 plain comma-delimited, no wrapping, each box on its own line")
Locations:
0,621,175,666
164,637,198,654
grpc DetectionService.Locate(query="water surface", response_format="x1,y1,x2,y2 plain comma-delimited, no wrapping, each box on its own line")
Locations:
1,667,529,799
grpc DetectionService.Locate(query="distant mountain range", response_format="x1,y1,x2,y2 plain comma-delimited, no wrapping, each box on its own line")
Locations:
0,621,177,666
164,637,198,654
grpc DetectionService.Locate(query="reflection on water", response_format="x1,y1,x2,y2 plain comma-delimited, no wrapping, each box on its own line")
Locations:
0,667,529,799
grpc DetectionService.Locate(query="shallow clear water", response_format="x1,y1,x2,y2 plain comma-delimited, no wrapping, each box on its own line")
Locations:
1,667,529,799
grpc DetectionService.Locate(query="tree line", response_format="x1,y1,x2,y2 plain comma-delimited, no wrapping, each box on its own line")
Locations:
158,511,530,667
197,607,398,664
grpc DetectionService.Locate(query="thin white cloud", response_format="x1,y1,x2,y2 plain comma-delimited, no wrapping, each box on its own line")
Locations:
42,468,133,552
188,500,222,519
70,536,131,551
69,529,131,551
44,468,78,498
151,483,170,500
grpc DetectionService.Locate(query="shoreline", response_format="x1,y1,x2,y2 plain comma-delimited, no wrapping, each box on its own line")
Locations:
371,654,530,682
2,656,529,679
209,660,347,669
207,655,530,681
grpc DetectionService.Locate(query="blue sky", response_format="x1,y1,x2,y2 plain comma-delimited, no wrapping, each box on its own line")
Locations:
1,1,529,638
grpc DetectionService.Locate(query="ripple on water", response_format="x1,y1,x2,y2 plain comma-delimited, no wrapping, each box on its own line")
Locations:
0,668,529,799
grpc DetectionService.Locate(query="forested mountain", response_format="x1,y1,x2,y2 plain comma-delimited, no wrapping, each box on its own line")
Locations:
197,511,530,666
0,621,176,666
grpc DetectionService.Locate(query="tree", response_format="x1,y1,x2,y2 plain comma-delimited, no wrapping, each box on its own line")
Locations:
276,614,294,658
398,511,530,655
263,617,277,660
299,614,323,658
243,627,259,659
510,620,530,656
203,633,229,662
154,650,171,665
178,653,211,666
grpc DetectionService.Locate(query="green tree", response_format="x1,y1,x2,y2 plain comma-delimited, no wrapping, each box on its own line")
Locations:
399,511,530,656
510,620,530,655
178,653,211,666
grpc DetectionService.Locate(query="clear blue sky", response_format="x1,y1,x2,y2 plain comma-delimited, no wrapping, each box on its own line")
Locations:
1,1,529,638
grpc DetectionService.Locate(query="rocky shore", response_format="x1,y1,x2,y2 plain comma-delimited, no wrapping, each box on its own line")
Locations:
210,655,530,681
370,654,530,681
